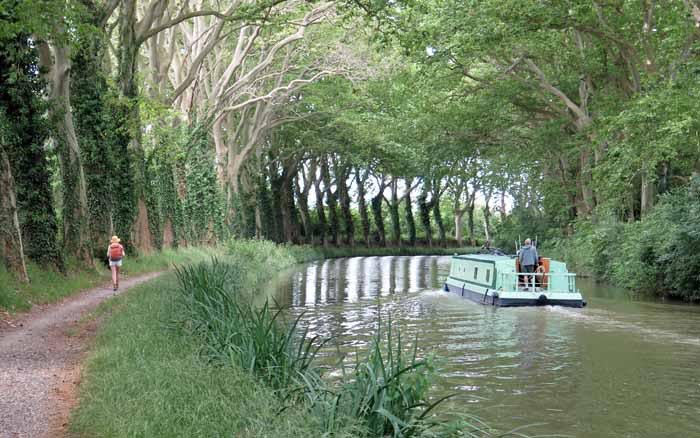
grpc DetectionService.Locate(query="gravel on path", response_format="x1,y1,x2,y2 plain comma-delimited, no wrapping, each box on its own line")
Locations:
0,272,163,438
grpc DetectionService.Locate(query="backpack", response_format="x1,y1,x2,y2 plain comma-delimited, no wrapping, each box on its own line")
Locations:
109,243,123,261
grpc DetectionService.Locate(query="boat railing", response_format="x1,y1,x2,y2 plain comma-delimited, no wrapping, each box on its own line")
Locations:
499,272,577,293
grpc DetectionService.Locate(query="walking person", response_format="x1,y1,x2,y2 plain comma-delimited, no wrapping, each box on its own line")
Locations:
107,235,125,291
518,238,538,290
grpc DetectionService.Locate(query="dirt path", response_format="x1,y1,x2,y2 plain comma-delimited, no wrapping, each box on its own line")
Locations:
0,272,163,438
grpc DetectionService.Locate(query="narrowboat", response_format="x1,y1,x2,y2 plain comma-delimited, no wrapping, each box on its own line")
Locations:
443,253,585,308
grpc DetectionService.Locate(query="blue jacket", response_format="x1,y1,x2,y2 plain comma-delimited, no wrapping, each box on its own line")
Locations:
519,244,539,267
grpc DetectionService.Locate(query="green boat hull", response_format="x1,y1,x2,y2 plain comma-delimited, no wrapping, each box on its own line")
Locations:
443,281,585,308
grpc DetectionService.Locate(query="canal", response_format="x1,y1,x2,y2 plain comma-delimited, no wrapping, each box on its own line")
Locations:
271,255,700,437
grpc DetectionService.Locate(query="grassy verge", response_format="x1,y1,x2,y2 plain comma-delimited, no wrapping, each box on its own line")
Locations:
70,275,326,437
0,247,213,313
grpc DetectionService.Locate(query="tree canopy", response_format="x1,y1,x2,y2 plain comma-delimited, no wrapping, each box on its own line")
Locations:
2,0,700,297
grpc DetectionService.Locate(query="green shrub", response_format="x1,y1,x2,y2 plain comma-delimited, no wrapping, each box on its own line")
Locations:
545,218,625,279
646,179,700,299
544,178,700,300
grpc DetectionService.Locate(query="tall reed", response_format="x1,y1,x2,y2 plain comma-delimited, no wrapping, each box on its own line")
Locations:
298,315,472,437
174,258,327,389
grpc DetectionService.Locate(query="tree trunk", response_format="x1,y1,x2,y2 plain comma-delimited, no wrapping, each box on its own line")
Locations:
213,118,227,185
371,193,386,247
313,167,327,247
0,146,28,282
483,208,492,242
269,167,284,243
355,169,370,247
39,42,92,265
280,167,296,243
418,184,432,247
451,181,465,246
118,0,152,253
322,159,339,246
404,179,416,246
579,148,596,218
1,34,63,270
483,217,490,243
272,157,299,244
433,196,446,247
388,179,401,247
253,172,272,240
337,166,354,246
627,188,637,222
294,176,312,243
466,197,476,246
640,171,656,216
71,22,116,255
483,189,493,242
389,202,401,247
658,161,669,195
454,208,465,246
499,191,507,219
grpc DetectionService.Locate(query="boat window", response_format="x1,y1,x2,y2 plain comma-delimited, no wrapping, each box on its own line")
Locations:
486,269,490,283
473,267,478,280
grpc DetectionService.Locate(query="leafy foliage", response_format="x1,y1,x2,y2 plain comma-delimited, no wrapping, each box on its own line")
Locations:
546,179,700,300
0,30,62,269
182,126,226,244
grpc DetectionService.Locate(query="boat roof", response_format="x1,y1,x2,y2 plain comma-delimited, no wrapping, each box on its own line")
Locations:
452,254,513,262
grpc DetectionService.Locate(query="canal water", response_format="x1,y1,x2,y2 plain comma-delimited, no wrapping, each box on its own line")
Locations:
271,256,700,438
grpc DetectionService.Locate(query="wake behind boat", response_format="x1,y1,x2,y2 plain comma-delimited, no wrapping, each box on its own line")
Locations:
443,252,586,308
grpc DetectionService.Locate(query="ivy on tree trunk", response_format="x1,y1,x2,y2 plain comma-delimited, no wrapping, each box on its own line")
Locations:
71,31,116,256
404,188,416,247
356,169,371,247
0,32,63,270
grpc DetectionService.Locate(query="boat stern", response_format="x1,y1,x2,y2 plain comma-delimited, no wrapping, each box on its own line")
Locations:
492,290,586,308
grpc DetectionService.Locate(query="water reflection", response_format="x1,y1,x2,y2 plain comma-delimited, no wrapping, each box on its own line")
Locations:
273,256,700,438
282,256,441,307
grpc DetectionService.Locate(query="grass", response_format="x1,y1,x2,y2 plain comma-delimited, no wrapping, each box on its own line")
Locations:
0,247,213,313
70,275,329,438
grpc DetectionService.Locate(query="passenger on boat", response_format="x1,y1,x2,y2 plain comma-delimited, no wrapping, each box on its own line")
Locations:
518,238,539,290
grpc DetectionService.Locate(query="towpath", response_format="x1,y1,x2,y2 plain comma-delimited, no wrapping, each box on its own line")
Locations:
0,272,163,438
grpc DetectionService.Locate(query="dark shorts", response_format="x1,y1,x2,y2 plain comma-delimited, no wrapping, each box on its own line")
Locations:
522,265,535,273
